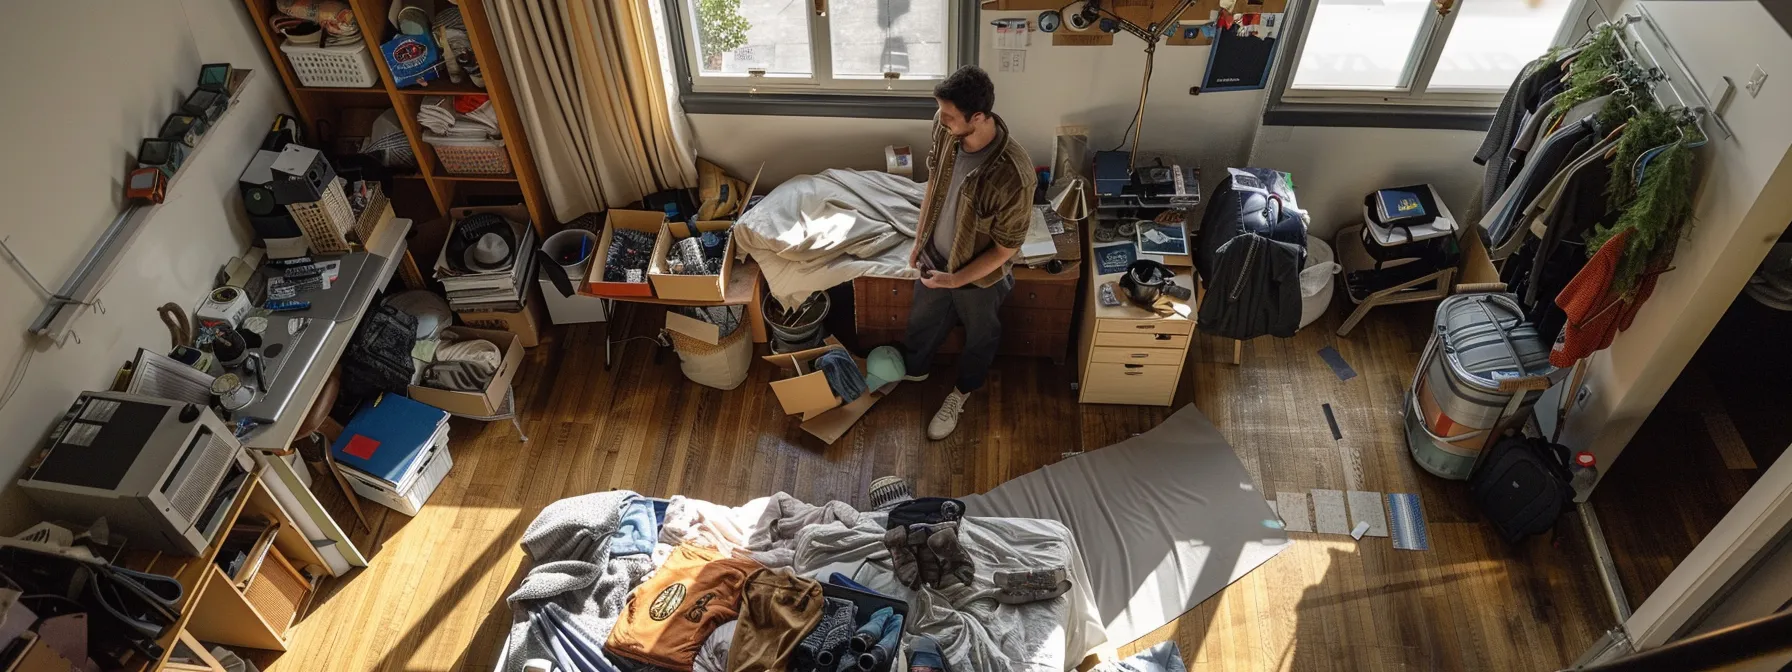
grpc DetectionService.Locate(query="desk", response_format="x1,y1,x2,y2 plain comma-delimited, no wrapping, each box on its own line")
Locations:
1075,216,1197,406
585,259,767,368
852,263,1084,363
237,217,412,575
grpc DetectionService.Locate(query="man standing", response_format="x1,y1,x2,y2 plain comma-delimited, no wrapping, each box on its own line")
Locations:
903,65,1036,440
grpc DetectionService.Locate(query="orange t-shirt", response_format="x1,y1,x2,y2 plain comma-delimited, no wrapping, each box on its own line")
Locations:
606,544,762,670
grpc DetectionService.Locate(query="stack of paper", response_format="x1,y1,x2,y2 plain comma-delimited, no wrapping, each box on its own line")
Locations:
1021,206,1059,267
434,216,537,313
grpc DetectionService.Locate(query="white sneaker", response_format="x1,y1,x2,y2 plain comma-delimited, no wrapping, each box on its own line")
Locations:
928,389,970,440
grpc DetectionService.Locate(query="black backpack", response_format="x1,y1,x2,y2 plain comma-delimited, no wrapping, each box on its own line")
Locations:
339,304,417,404
1469,436,1574,543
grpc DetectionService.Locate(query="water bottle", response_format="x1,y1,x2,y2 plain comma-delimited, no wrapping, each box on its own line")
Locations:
1570,451,1598,502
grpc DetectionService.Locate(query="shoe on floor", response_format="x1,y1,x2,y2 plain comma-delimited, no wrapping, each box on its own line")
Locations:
869,476,914,511
928,389,970,440
902,373,929,382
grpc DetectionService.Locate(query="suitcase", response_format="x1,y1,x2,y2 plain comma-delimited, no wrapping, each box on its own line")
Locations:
1405,293,1557,480
1469,436,1574,542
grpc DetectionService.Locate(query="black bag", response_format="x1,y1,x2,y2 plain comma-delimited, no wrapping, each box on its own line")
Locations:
339,304,417,403
1469,436,1574,543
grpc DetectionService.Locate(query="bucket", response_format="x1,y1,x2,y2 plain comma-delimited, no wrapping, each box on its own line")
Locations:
764,292,830,352
543,229,599,282
1299,235,1340,329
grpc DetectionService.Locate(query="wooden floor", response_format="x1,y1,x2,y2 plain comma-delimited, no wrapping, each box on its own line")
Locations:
263,301,1612,672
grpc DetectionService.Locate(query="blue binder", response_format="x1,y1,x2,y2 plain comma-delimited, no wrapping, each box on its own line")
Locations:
330,393,448,487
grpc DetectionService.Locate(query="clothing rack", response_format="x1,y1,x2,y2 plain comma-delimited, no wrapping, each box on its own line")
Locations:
1600,5,1736,141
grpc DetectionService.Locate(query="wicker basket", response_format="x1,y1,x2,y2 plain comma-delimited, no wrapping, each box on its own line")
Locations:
425,135,511,175
286,178,355,255
280,40,379,88
241,545,311,634
353,184,394,243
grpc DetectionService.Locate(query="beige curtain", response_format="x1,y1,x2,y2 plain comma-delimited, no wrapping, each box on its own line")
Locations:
484,0,698,220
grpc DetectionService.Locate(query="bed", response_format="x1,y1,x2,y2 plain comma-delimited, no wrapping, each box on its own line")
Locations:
731,169,924,307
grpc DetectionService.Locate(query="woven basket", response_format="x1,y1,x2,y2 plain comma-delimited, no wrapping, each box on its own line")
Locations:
241,545,311,634
286,177,355,255
354,184,394,243
425,135,511,175
669,326,752,390
280,40,379,88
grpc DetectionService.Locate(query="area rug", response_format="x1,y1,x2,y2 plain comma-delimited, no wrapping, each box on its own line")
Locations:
963,404,1291,647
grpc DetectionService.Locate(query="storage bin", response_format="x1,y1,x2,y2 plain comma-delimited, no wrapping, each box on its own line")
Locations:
241,545,311,635
669,323,752,390
425,135,511,175
280,40,379,88
285,177,356,255
1299,235,1339,329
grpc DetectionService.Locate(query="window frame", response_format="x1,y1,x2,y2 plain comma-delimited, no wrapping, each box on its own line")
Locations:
1264,0,1590,130
663,0,979,119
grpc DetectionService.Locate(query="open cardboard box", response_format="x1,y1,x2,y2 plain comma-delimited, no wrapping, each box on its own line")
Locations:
649,220,736,301
456,287,546,347
432,204,531,279
409,326,524,416
763,337,893,444
589,209,667,298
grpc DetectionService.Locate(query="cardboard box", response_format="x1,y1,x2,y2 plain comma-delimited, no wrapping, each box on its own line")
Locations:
762,337,892,444
649,220,736,301
409,327,524,416
589,209,666,298
666,310,721,345
342,439,453,516
456,284,547,347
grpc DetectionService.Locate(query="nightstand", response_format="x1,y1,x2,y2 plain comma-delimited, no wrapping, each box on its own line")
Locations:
1076,225,1197,406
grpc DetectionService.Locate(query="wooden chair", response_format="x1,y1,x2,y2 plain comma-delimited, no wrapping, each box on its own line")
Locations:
1335,224,1505,337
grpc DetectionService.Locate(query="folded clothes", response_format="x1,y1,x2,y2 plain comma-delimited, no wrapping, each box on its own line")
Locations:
813,349,867,404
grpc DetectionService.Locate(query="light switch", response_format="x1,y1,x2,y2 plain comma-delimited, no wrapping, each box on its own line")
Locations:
1747,65,1768,97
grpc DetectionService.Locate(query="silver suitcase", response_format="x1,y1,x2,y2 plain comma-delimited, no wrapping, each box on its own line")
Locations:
1406,293,1558,479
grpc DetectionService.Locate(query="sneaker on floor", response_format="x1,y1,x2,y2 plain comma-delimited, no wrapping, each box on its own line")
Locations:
869,476,914,511
902,373,929,382
928,389,970,441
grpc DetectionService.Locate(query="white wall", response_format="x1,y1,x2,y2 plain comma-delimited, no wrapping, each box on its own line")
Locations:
1250,126,1487,239
0,1,293,532
1560,0,1792,475
689,9,1269,188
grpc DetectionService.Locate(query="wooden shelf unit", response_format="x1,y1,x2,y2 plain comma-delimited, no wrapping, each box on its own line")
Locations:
239,0,553,249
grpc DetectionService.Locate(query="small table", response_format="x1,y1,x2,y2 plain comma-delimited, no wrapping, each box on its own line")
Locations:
1076,214,1199,406
583,259,767,368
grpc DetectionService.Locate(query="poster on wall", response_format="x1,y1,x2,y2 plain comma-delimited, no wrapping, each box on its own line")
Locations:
1201,13,1283,92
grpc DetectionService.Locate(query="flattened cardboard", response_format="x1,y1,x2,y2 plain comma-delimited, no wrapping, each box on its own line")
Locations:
408,327,523,416
589,210,665,297
649,220,736,301
665,310,720,345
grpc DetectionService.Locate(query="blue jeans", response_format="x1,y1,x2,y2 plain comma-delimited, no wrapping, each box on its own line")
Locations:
901,274,1013,393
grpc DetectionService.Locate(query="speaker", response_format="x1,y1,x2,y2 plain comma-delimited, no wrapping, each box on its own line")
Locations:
270,145,335,205
242,184,279,216
250,213,303,240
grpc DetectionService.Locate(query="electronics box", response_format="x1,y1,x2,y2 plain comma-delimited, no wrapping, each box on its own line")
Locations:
588,210,666,298
409,327,525,416
648,221,736,302
17,392,254,556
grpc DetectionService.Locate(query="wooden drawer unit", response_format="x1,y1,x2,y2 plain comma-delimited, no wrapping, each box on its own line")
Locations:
1075,211,1199,406
852,267,1080,362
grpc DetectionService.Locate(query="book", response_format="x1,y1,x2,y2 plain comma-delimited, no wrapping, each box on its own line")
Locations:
330,393,449,488
1093,241,1138,276
1375,189,1431,223
1136,223,1189,256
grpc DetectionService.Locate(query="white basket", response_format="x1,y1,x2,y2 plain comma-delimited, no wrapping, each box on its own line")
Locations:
280,40,379,88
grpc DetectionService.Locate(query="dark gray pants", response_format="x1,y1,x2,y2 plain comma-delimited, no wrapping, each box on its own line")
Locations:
902,274,1013,393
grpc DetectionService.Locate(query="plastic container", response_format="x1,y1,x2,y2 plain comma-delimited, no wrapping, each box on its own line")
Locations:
425,135,511,175
280,40,379,88
1299,235,1340,329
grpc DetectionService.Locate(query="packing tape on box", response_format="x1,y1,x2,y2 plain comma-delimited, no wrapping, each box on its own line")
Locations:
885,145,913,178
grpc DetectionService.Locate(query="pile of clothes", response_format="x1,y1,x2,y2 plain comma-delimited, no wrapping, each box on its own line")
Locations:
500,491,1104,672
418,95,500,139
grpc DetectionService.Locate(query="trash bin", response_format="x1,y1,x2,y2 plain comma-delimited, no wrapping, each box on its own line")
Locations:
1299,235,1341,329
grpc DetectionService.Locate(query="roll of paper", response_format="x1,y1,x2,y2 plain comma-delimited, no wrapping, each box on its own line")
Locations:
885,145,914,178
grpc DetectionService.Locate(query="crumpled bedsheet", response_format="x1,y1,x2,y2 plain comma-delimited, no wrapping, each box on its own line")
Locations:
732,169,924,306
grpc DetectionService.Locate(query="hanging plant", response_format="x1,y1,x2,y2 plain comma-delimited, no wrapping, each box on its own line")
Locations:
1554,27,1623,117
1604,107,1679,208
1590,138,1696,292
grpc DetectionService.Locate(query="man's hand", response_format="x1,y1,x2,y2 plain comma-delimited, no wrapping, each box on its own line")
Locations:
919,269,965,289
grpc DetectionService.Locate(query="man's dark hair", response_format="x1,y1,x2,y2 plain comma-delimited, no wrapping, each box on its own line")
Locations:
934,65,995,119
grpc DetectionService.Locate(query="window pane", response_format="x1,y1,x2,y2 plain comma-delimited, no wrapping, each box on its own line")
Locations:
1291,0,1434,90
688,0,812,76
1429,0,1573,90
829,0,950,79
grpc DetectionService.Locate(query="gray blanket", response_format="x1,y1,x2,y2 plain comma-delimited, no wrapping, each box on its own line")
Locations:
733,169,924,305
501,491,655,672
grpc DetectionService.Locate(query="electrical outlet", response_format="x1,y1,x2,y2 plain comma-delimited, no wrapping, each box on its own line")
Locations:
1747,65,1769,97
655,330,673,347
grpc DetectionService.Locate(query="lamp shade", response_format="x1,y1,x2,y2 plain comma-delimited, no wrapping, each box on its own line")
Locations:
1050,177,1090,222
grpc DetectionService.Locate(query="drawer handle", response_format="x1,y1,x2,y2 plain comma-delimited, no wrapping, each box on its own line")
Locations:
1028,292,1037,300
1130,353,1148,358
1124,364,1145,369
1124,371,1144,376
1154,334,1172,340
1135,324,1155,329
891,289,898,295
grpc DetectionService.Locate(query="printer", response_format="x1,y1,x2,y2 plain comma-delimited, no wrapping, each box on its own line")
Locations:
18,392,254,555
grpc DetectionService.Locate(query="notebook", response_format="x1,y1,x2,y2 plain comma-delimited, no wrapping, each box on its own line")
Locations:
331,393,450,488
1375,188,1431,224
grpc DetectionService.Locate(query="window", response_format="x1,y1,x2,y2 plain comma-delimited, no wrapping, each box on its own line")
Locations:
669,0,972,113
1267,0,1583,127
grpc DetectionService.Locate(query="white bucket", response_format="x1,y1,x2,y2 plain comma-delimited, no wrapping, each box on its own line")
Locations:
1299,235,1340,329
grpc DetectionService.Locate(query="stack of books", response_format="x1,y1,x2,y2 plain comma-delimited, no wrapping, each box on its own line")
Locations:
435,216,537,313
329,393,454,516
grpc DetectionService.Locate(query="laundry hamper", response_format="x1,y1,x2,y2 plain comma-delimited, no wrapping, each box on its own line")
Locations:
285,177,356,255
669,326,752,390
280,40,379,88
1405,293,1557,479
425,135,511,175
1298,235,1340,329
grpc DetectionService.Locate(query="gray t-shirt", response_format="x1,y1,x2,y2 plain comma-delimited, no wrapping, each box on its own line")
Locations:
929,143,995,268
